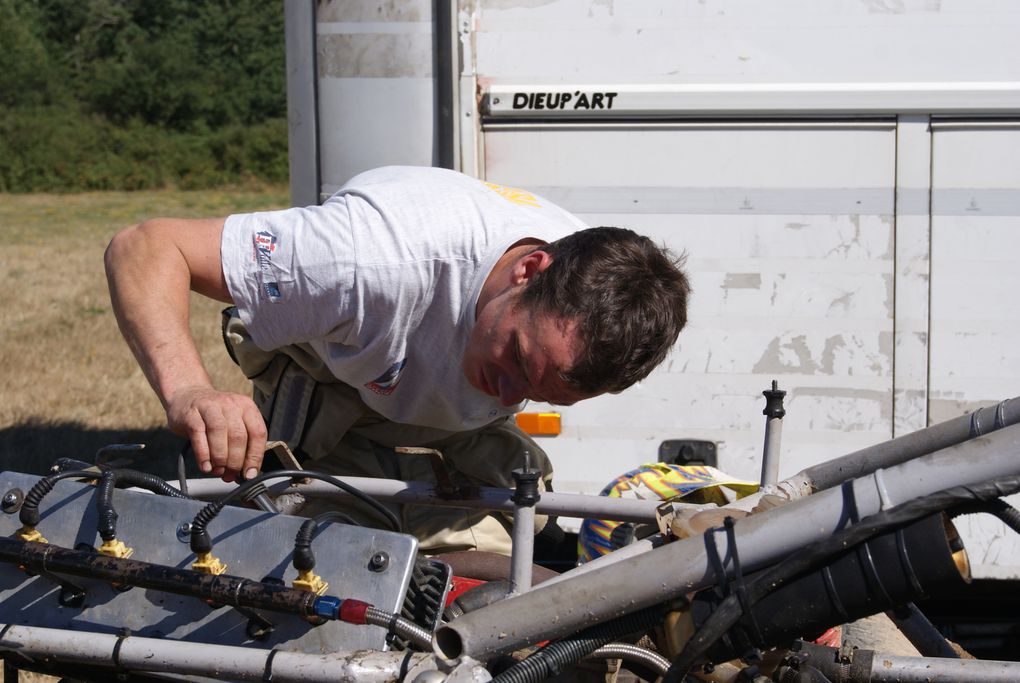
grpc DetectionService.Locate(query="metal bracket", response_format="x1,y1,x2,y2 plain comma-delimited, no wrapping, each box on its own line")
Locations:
395,447,460,497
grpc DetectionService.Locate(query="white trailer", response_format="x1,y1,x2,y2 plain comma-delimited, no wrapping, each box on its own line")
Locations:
284,0,1020,579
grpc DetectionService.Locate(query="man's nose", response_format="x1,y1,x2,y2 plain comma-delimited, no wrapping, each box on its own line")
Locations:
497,374,528,406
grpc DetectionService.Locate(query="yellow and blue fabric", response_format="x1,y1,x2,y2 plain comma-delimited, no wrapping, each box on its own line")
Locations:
578,464,759,563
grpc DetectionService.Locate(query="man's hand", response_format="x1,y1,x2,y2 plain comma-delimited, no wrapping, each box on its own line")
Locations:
106,218,263,481
166,386,267,481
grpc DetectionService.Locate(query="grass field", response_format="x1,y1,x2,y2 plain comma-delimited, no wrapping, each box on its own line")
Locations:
0,186,290,479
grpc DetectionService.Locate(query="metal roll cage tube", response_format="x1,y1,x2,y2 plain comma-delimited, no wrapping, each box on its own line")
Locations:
179,474,662,524
435,421,1020,661
0,623,485,683
778,395,1020,497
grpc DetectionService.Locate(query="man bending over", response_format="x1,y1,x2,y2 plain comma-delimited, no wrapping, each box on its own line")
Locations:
105,166,690,553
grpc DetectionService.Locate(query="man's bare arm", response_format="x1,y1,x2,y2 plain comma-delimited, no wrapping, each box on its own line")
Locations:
104,218,266,480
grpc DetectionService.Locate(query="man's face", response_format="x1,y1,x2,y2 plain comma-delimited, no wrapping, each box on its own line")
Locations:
463,291,592,407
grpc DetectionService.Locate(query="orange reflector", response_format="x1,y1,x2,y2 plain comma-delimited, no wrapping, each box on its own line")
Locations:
515,412,561,436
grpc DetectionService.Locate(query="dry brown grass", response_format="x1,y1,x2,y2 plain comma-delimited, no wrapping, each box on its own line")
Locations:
0,187,290,478
0,670,57,683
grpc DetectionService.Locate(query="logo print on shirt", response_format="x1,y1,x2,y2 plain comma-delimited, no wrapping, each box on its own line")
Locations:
483,182,542,208
253,230,282,300
365,358,408,396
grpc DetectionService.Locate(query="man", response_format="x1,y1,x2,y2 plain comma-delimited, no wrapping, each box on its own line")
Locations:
105,166,690,553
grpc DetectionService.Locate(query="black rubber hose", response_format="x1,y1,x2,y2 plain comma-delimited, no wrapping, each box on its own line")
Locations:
112,469,192,499
950,497,1020,535
291,511,359,573
97,469,194,542
293,518,317,572
445,580,511,620
190,501,225,555
96,471,118,541
19,471,101,528
491,604,667,683
661,475,1020,683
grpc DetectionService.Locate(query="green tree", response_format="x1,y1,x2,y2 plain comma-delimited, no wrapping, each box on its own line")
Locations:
0,0,68,106
0,0,288,191
32,0,286,130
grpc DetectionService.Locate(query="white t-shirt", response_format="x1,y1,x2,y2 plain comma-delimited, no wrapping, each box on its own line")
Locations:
221,166,590,431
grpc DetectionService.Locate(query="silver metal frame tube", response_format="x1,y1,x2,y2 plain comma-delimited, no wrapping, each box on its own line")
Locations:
0,623,441,682
509,504,535,594
729,395,1020,511
795,396,1020,493
436,423,1020,660
180,475,661,523
868,655,1020,682
760,416,783,487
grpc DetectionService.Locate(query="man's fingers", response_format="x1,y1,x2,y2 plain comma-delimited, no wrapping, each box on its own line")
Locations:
187,422,213,474
201,406,230,473
167,388,267,482
240,407,268,480
224,407,249,474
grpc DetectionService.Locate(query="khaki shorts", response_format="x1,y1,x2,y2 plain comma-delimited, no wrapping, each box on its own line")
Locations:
222,309,551,555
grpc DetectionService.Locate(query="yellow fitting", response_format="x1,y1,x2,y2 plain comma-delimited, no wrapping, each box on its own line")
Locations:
15,527,47,544
97,539,134,559
192,552,228,575
293,569,329,595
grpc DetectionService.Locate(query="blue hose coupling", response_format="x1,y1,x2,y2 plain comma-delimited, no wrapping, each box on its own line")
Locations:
312,595,342,620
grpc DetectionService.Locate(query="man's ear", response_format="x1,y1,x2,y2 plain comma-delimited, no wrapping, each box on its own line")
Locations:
511,249,553,285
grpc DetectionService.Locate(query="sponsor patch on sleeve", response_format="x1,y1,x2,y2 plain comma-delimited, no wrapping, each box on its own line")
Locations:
253,230,283,301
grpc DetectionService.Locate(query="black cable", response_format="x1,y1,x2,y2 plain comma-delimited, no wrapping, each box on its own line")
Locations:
491,604,668,683
313,510,359,526
226,470,398,530
950,497,1020,535
236,478,279,513
190,469,400,556
661,475,1020,683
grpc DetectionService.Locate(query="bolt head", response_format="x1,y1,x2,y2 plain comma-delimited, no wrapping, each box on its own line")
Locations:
176,522,193,543
369,552,389,572
2,488,24,513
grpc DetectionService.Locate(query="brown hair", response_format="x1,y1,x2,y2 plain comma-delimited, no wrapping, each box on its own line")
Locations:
518,227,691,394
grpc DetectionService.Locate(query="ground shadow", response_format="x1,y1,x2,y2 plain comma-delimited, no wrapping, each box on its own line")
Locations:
0,418,204,480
